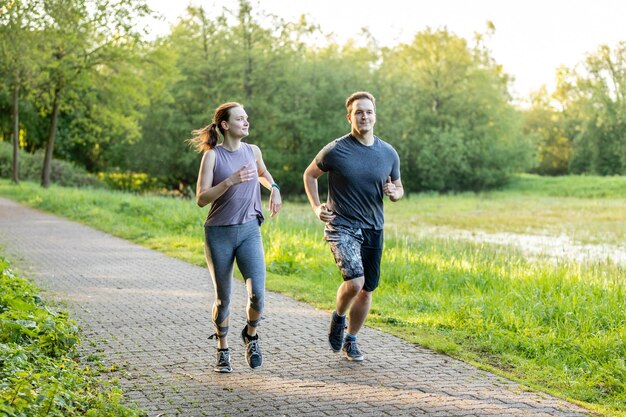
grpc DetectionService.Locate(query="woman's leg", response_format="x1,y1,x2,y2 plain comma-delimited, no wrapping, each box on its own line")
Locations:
204,226,236,349
235,220,266,337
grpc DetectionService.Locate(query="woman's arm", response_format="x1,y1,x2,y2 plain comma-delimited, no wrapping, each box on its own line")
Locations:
195,150,255,207
252,145,282,217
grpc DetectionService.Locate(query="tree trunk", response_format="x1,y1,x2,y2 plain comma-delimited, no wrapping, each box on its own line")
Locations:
243,27,253,100
41,87,62,188
11,82,20,184
239,0,253,100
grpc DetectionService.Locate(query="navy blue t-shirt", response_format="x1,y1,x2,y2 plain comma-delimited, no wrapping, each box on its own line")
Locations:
315,134,401,230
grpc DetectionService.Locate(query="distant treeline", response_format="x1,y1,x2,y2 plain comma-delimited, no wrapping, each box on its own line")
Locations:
1,0,624,194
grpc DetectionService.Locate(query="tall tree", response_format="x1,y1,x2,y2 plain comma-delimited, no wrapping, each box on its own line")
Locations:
122,5,234,189
0,0,42,183
38,0,151,187
551,43,626,175
575,44,626,175
377,27,531,192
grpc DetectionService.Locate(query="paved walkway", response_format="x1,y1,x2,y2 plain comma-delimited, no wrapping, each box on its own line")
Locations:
0,197,593,417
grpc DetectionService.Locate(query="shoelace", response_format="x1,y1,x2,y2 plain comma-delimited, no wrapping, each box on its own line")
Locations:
217,350,230,365
247,339,260,356
345,341,360,354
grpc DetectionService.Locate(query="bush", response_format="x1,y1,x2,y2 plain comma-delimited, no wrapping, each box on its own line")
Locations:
0,256,141,417
97,170,164,193
0,141,102,188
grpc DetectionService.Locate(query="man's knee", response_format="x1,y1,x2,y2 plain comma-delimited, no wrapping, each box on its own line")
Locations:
358,288,373,301
343,276,365,294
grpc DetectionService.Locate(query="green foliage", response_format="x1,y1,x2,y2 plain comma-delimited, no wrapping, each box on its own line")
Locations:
9,0,155,187
0,256,141,417
0,141,102,188
377,28,532,192
570,43,626,176
4,0,530,193
1,0,623,193
522,88,570,175
96,170,160,193
527,42,626,177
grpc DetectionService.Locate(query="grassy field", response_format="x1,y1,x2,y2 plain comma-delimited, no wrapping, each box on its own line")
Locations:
0,174,625,416
383,174,626,247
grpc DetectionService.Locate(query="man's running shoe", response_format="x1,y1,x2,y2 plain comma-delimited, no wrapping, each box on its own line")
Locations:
328,311,346,352
342,340,364,362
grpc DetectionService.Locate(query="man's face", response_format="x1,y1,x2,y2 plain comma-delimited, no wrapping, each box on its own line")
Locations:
347,98,376,135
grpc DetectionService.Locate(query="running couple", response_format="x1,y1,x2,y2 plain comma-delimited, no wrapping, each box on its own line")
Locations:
193,91,403,372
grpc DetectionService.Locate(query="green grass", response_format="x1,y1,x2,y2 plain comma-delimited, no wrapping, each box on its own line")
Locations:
0,175,625,416
385,174,626,246
505,173,626,198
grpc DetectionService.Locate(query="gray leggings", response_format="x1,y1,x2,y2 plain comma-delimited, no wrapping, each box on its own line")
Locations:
204,219,265,337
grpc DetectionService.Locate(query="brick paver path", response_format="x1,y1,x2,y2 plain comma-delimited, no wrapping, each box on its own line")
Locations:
0,197,593,417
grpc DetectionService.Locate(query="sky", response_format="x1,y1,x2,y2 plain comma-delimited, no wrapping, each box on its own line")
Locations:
143,0,626,100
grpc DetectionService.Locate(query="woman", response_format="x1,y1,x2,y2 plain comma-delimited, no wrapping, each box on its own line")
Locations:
190,102,281,373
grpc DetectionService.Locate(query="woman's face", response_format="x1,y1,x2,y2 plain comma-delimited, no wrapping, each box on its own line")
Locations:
222,106,249,139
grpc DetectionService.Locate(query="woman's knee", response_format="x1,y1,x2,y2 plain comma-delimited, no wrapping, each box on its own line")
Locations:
249,292,264,314
213,298,231,322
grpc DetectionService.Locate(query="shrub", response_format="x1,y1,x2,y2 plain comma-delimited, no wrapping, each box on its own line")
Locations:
0,257,141,416
0,141,102,188
97,170,161,193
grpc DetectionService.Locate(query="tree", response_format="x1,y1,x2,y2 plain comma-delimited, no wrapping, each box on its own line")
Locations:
574,44,626,175
120,5,234,189
549,43,626,175
377,27,531,192
0,0,42,183
37,0,151,187
522,87,570,175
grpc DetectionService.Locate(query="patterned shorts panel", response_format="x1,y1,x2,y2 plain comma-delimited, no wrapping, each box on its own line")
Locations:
324,224,384,291
324,224,364,280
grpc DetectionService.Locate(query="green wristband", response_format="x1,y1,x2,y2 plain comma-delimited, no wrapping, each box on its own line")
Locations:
271,183,280,190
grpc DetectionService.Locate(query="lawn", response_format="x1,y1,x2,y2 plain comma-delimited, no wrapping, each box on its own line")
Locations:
0,174,624,416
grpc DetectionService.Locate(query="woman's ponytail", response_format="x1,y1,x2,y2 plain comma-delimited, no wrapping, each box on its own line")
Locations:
187,102,242,153
188,122,218,153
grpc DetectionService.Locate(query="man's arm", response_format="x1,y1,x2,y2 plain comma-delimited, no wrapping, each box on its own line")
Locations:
303,160,335,222
383,176,404,202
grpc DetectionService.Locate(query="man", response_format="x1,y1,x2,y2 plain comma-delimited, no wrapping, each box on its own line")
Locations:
303,91,404,361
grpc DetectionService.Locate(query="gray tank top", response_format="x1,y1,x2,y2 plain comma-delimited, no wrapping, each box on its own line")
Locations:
205,142,264,226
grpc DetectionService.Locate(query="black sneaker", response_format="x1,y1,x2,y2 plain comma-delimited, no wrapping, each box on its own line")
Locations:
241,326,263,369
328,311,346,352
342,340,364,362
214,349,232,373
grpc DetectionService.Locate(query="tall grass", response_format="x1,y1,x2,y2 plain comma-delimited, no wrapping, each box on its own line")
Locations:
264,206,626,415
0,177,625,415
